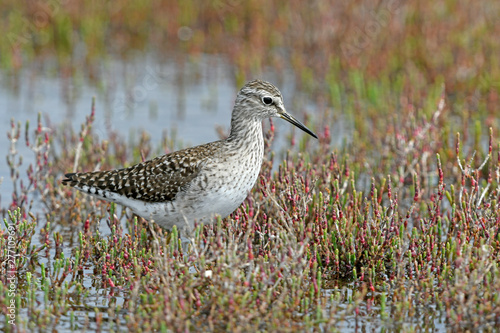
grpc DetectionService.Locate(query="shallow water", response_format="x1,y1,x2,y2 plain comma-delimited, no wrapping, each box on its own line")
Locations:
0,55,345,206
0,56,228,199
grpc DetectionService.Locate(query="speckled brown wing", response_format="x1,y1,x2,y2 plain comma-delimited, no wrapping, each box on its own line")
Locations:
62,142,221,202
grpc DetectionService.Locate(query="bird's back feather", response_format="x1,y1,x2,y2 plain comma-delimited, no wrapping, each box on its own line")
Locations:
62,142,222,202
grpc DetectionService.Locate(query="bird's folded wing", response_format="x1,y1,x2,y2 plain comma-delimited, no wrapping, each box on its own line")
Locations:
63,143,220,202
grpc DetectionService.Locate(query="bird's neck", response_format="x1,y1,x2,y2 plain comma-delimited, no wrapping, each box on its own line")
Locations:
226,115,264,154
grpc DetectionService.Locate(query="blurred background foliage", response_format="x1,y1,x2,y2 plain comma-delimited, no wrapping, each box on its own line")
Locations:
1,0,498,100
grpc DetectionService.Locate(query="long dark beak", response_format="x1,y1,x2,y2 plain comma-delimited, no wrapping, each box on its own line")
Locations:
280,111,318,139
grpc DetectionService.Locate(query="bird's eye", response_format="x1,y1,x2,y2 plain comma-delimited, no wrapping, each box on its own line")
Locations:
262,96,273,105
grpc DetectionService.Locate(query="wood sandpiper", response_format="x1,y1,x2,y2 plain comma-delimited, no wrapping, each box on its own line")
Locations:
63,80,317,236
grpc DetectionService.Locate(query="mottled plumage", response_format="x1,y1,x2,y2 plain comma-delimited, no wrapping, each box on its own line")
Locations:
63,80,317,235
64,144,220,203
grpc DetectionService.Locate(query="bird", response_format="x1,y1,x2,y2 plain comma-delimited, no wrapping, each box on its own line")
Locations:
63,80,317,237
